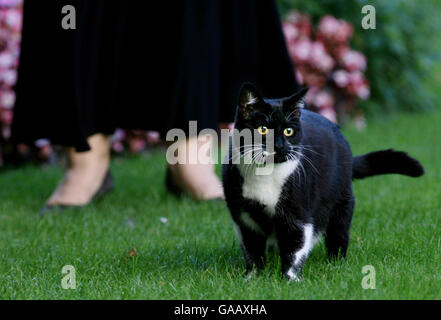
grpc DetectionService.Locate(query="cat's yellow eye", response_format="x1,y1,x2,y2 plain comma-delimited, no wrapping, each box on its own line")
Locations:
284,128,294,137
257,126,269,135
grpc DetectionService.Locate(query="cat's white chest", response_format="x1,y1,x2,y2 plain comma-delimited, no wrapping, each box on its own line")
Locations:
239,160,299,215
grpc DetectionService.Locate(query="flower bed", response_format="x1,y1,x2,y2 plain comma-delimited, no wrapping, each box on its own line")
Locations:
0,0,22,165
283,12,369,125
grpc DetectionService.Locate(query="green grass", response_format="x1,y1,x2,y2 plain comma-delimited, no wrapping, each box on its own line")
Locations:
1,107,441,300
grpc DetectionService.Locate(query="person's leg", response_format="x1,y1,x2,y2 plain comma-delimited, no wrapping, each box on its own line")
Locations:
46,134,111,206
168,163,224,200
167,134,224,200
46,132,223,205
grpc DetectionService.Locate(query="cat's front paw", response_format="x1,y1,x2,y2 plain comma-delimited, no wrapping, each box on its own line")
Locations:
285,268,302,282
244,269,258,282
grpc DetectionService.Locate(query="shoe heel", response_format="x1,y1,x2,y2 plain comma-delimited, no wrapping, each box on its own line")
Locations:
92,171,114,201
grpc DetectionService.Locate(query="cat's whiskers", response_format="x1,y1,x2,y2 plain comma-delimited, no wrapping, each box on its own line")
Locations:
288,147,318,175
229,146,264,164
238,148,275,177
289,153,306,181
299,145,323,157
231,144,265,152
247,151,263,176
241,155,256,177
229,148,254,163
236,143,318,177
299,152,319,174
286,109,300,122
287,151,307,183
229,144,265,160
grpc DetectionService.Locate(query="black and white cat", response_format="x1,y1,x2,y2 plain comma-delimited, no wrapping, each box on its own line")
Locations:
222,83,424,281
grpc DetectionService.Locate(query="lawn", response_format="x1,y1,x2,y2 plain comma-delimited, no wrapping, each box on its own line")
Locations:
0,106,440,300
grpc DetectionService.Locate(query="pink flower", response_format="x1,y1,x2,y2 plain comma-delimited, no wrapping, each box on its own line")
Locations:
0,0,23,7
283,22,299,44
0,52,14,68
332,70,350,88
35,139,50,148
318,16,340,38
285,12,312,39
346,71,370,99
282,12,370,123
0,90,15,109
335,21,353,43
319,106,337,123
290,38,311,62
5,9,23,31
309,41,334,72
318,15,353,44
129,138,146,153
333,45,349,60
112,129,125,142
348,70,364,84
1,69,17,86
356,83,370,100
290,40,334,73
313,90,335,109
0,109,13,125
112,141,124,153
341,50,367,71
146,130,160,143
300,67,326,87
305,86,320,105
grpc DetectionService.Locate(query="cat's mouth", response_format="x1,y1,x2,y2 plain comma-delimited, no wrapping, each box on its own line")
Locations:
235,148,297,165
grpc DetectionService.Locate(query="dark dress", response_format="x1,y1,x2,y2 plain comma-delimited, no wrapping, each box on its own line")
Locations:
12,0,298,152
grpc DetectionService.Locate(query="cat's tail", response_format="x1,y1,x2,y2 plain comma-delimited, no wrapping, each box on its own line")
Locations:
352,149,424,180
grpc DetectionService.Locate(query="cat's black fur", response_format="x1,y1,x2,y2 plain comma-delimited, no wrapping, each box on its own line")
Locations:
222,83,424,281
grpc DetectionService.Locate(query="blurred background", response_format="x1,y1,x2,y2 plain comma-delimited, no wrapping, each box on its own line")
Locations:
0,0,440,166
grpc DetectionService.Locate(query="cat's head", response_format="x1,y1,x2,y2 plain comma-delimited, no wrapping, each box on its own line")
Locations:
233,83,308,164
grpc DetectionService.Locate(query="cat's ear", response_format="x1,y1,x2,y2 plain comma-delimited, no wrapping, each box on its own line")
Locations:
283,87,308,118
238,83,264,119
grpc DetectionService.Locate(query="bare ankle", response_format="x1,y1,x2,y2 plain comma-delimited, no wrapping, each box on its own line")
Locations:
46,134,112,206
68,134,111,168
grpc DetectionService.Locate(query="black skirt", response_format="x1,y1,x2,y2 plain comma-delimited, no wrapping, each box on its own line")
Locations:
12,0,298,151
